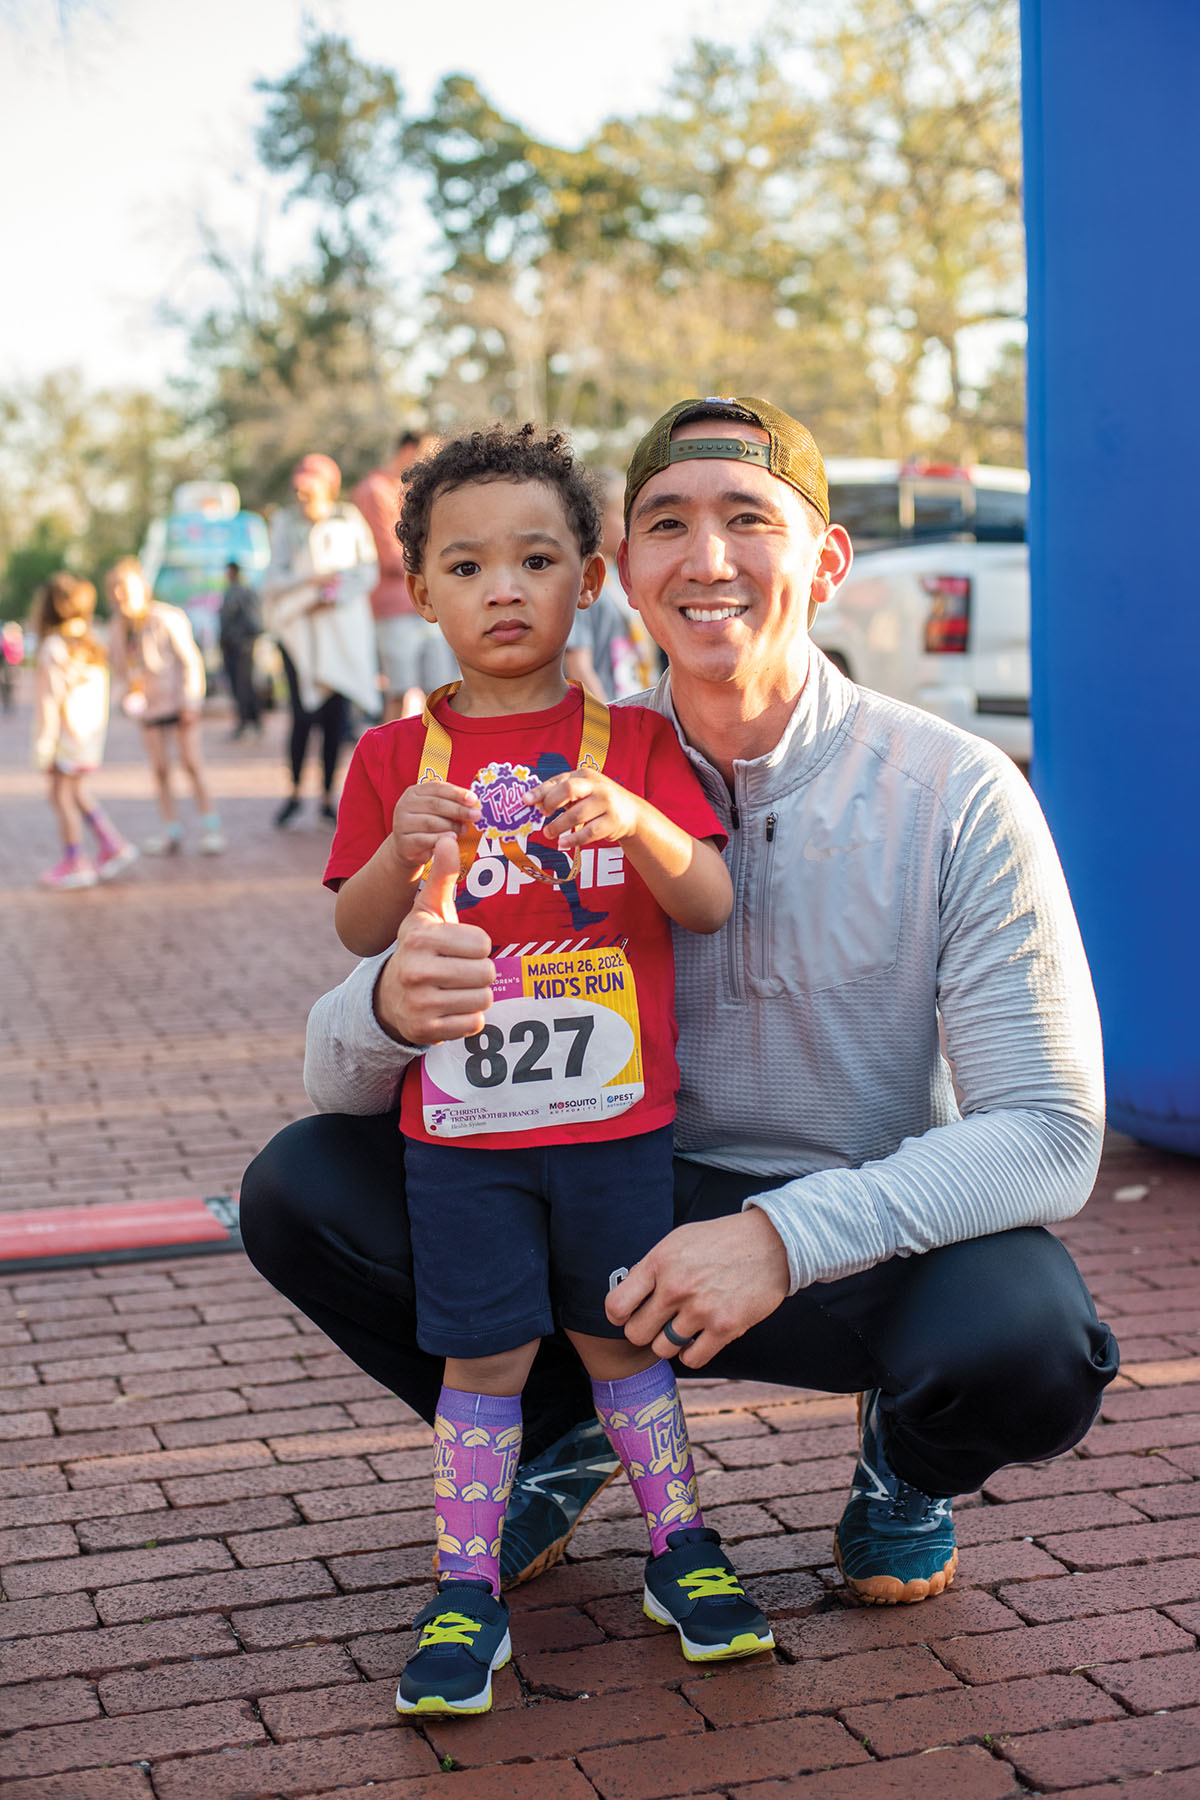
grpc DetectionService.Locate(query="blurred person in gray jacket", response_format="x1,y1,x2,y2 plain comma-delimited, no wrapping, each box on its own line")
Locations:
218,560,262,739
240,396,1117,1614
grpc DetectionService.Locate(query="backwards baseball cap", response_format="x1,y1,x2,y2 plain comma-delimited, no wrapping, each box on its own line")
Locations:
292,452,342,496
624,395,828,526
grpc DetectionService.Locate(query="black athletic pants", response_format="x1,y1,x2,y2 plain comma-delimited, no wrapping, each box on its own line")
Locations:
221,637,260,729
239,1113,1119,1497
278,647,347,797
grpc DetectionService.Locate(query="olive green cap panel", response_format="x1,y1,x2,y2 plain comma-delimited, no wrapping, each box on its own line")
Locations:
624,394,829,524
667,437,772,468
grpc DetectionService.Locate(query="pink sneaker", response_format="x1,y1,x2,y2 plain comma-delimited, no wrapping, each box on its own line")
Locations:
96,840,139,882
39,853,98,890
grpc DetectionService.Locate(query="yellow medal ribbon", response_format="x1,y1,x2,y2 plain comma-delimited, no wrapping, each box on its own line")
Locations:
417,682,611,888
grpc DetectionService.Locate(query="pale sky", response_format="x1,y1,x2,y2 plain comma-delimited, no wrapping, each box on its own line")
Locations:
1,0,779,391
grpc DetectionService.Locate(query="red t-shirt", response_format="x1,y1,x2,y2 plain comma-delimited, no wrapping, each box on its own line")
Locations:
325,689,725,1150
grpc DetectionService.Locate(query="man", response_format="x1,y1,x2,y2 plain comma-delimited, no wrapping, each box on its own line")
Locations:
218,560,262,738
242,395,1117,1607
353,429,458,721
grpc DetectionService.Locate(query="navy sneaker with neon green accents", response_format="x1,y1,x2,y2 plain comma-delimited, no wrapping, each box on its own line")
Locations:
832,1389,958,1605
643,1526,774,1662
396,1579,511,1716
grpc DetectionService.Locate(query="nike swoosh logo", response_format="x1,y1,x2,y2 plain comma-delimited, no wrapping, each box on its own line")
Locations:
803,839,877,861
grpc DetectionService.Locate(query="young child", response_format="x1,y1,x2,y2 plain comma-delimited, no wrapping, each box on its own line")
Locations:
31,573,137,890
105,557,225,855
325,424,773,1718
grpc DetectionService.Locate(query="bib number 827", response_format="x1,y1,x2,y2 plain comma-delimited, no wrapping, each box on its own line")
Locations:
463,1016,595,1089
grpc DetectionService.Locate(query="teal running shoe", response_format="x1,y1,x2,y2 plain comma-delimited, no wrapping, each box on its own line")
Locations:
498,1415,621,1589
643,1526,774,1662
396,1579,511,1716
833,1389,958,1605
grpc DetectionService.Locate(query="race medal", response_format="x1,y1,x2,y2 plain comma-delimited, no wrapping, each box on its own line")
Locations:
421,945,644,1138
471,760,540,835
416,681,612,887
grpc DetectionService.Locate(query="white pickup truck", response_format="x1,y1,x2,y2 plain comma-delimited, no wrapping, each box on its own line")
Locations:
810,459,1031,765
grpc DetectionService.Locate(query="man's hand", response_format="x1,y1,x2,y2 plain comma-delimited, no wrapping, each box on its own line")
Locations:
533,768,641,851
391,781,481,878
605,1209,791,1368
373,835,495,1046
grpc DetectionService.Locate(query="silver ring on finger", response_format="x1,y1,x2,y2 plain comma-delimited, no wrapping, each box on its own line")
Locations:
662,1317,697,1350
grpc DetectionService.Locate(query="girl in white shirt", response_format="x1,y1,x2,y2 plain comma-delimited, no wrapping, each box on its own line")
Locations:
31,573,136,889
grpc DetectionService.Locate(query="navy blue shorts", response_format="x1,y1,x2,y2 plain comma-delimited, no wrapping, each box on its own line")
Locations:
403,1124,676,1358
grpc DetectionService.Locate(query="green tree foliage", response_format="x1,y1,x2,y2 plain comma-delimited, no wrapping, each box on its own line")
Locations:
0,518,73,620
400,0,1022,460
0,375,199,616
189,265,407,509
962,340,1025,468
255,26,404,292
5,0,1026,612
187,28,419,508
798,0,1025,455
402,47,841,436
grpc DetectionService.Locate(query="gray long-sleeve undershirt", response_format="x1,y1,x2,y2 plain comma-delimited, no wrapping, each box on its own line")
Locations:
303,649,1104,1291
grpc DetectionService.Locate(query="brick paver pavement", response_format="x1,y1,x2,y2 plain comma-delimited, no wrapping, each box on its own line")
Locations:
1,680,1198,1796
0,687,356,1213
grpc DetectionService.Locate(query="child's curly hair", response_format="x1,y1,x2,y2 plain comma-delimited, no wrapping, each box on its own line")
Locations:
397,423,603,574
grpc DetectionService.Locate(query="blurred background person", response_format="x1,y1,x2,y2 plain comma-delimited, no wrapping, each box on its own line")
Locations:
106,557,225,855
565,471,661,701
261,452,379,829
1,618,24,711
218,559,262,739
31,572,136,889
352,427,457,721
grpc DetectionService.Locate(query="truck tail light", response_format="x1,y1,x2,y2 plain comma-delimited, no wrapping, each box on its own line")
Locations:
922,575,971,653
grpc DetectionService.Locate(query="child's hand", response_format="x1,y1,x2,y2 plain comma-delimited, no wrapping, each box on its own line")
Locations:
532,769,642,851
391,781,481,875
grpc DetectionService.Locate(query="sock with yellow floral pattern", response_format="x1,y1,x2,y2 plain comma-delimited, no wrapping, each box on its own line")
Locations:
592,1362,704,1557
431,1387,523,1596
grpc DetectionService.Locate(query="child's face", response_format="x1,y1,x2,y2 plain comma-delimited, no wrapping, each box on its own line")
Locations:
409,479,603,688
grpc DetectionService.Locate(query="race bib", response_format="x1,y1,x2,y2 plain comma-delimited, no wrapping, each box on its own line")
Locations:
421,946,644,1137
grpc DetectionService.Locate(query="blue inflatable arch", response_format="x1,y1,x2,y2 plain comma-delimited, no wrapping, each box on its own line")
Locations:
1021,0,1200,1153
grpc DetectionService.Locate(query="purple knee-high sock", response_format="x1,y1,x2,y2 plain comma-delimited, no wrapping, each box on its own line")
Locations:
432,1386,523,1596
592,1362,703,1557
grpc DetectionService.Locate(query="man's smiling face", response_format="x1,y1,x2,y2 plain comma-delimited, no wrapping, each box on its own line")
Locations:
617,419,827,691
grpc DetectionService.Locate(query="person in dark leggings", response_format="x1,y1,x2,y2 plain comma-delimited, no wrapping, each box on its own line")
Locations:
260,452,380,829
277,645,347,826
242,393,1119,1620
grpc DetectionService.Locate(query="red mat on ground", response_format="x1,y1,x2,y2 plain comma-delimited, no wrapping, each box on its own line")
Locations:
0,1195,241,1271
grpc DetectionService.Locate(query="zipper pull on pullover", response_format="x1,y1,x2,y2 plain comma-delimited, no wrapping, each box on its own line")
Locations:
766,813,777,843
730,800,741,830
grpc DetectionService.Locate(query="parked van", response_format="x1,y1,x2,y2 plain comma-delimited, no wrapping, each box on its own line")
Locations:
812,460,1031,764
